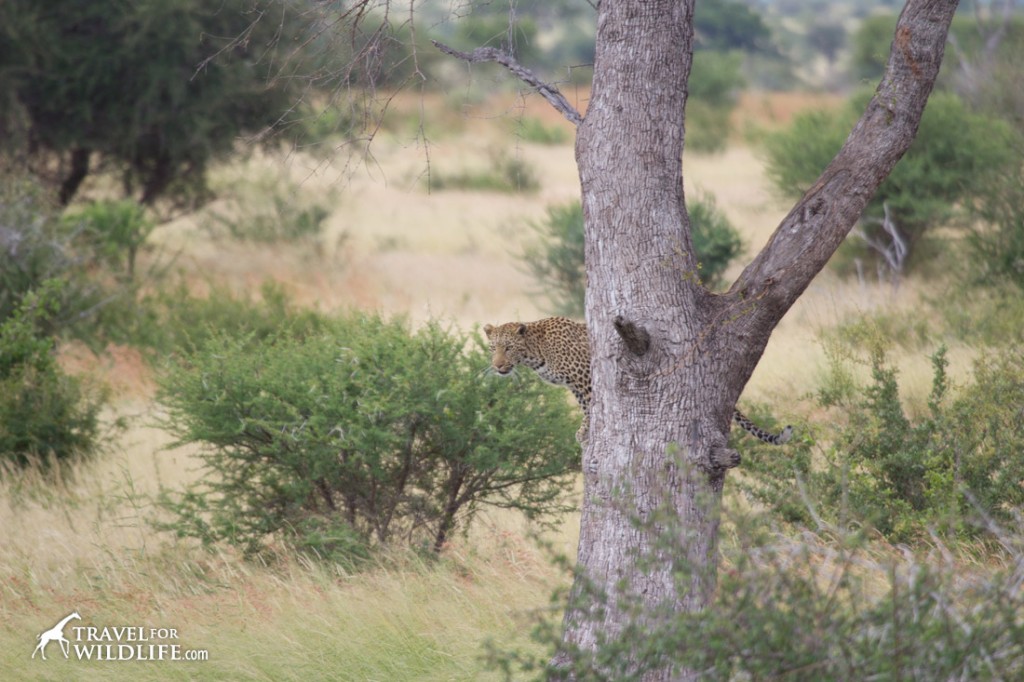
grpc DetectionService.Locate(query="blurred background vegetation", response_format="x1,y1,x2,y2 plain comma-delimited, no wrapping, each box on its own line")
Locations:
3,1,1024,679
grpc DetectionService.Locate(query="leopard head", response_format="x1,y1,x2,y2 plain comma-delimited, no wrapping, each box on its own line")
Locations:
483,322,529,375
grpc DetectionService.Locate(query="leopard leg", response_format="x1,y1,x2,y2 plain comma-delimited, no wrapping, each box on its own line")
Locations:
575,416,589,445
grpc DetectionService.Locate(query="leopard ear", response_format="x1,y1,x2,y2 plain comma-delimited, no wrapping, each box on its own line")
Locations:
516,324,527,335
483,324,494,337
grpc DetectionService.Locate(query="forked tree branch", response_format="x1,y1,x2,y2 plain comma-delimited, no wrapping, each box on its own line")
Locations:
729,0,960,331
432,40,584,126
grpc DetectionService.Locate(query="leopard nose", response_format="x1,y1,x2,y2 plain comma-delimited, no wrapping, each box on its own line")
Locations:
495,364,512,375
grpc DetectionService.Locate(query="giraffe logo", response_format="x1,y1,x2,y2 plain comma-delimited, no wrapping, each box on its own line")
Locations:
31,611,81,661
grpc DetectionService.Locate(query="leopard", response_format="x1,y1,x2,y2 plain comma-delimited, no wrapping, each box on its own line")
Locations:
483,316,793,446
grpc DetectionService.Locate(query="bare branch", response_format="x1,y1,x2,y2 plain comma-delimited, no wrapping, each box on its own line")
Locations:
729,0,959,327
853,202,908,288
431,40,583,126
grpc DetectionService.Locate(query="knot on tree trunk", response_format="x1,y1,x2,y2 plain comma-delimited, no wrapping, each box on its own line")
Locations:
683,421,741,472
706,431,740,471
709,445,740,470
613,315,650,356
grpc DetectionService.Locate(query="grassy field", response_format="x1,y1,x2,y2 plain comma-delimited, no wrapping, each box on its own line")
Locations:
1,90,970,680
0,408,578,680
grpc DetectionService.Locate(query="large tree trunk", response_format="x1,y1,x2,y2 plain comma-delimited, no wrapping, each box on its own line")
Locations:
562,0,960,677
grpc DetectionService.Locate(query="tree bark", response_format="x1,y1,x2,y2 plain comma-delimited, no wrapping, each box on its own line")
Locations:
562,0,959,678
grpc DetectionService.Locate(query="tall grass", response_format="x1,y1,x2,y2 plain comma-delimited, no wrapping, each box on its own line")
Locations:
0,405,574,681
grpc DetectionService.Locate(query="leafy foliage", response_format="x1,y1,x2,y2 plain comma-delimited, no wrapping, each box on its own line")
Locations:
685,51,746,153
517,117,571,146
967,146,1024,293
62,200,154,281
0,0,323,207
853,12,1024,113
1,178,83,330
453,14,543,69
849,13,898,83
0,174,140,353
156,313,579,562
941,285,1024,348
427,149,540,193
118,281,327,357
0,281,106,469
522,194,743,317
489,508,1024,681
0,178,109,470
201,168,334,244
744,334,1024,543
686,192,744,286
521,202,587,318
693,0,773,53
762,91,1018,275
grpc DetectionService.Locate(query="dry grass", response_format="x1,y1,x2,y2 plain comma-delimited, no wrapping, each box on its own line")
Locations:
732,89,844,134
0,406,577,680
2,91,974,679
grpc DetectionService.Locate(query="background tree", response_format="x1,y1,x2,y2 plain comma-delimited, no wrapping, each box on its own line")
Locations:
850,13,901,82
693,0,774,52
967,142,1024,291
806,20,847,66
0,0,319,208
685,51,747,152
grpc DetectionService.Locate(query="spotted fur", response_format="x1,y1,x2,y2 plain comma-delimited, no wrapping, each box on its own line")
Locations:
483,317,793,445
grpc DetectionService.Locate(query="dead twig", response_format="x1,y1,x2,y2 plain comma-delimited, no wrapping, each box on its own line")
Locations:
431,41,583,126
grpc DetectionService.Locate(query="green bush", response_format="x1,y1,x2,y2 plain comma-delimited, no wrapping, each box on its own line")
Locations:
517,117,570,145
522,193,743,317
967,149,1024,293
685,51,745,153
745,335,1024,543
453,14,542,70
0,174,152,358
124,280,327,356
62,199,154,281
288,102,359,158
693,0,772,53
854,13,1024,120
202,170,333,244
521,202,587,318
849,13,898,83
0,281,105,469
685,100,734,154
940,286,1024,348
729,402,814,526
427,149,540,194
156,313,579,563
687,191,744,286
489,508,1024,681
0,176,97,335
